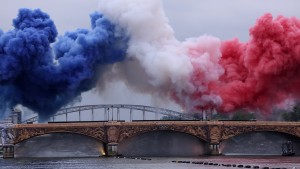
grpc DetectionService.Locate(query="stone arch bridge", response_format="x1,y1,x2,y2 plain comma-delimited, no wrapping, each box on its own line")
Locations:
3,121,300,158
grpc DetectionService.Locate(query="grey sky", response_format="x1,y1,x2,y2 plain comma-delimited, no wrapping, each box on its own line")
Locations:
162,0,300,41
1,0,300,113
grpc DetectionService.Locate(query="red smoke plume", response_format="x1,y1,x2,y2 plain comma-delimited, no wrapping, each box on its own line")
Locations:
200,13,300,114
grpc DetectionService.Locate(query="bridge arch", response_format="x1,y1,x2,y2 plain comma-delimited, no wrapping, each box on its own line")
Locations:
220,131,300,155
117,125,209,143
23,104,194,123
11,125,106,145
221,126,300,141
118,130,209,157
14,131,105,145
14,132,106,158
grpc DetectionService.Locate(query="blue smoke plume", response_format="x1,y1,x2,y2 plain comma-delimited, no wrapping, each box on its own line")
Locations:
0,9,128,121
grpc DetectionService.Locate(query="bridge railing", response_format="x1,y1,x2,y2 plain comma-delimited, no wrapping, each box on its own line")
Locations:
22,104,195,124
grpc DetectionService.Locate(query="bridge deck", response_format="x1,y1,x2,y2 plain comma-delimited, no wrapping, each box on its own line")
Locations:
13,121,300,128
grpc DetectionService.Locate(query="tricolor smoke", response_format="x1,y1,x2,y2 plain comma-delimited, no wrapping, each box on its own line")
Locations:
98,0,300,115
1,0,300,120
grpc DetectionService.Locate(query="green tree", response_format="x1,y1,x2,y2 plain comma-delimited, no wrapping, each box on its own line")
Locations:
160,115,183,120
231,109,256,121
213,113,230,120
282,104,300,121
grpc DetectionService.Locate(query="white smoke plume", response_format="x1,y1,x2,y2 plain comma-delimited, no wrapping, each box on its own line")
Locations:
98,0,224,111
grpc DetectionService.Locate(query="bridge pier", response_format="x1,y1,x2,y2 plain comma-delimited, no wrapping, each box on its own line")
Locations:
209,144,221,155
2,144,14,158
106,143,119,156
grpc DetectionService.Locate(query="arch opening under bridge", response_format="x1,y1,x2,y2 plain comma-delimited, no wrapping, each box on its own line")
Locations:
118,130,209,157
14,132,105,158
220,131,300,156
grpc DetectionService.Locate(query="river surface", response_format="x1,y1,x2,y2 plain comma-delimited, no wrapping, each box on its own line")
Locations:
0,156,300,169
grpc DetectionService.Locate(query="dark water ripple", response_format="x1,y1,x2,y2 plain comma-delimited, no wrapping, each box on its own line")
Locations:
0,156,300,169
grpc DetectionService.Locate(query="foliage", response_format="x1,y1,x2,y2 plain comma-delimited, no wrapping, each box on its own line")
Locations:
281,104,300,121
160,115,183,120
212,113,230,120
231,110,256,121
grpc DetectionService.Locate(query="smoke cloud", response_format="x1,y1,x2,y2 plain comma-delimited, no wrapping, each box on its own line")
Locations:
0,9,127,120
98,0,300,115
1,0,300,120
98,0,224,112
212,14,300,114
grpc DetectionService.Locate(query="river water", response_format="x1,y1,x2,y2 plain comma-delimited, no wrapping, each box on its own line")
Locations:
0,156,300,169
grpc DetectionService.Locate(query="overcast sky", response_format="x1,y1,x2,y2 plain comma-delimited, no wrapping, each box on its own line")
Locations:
1,0,300,112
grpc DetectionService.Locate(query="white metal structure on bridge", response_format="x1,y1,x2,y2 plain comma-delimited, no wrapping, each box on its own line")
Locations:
22,104,194,123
